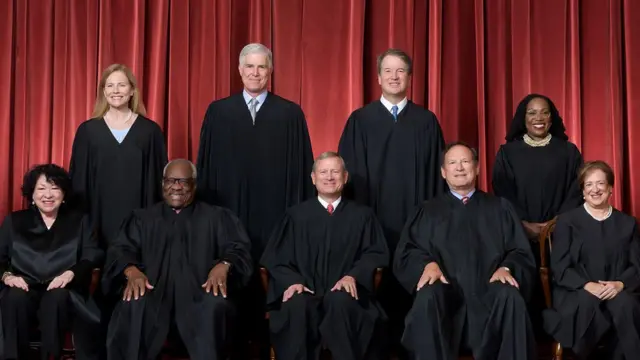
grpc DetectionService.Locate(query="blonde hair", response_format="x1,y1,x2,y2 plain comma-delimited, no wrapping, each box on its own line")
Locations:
91,64,147,118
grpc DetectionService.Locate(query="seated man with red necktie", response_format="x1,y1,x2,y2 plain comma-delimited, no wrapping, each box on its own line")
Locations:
394,141,538,360
260,151,390,360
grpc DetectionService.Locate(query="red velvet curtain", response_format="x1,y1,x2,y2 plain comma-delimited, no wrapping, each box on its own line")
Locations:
2,0,639,219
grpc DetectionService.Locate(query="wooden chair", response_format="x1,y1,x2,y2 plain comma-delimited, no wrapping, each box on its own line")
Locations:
538,218,563,360
259,267,384,360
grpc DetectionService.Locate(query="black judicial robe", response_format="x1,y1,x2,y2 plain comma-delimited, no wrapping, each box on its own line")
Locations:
260,198,389,359
543,207,640,358
0,207,104,319
103,201,253,359
69,116,168,246
492,137,583,223
394,191,537,359
0,207,104,357
338,100,445,250
196,92,314,258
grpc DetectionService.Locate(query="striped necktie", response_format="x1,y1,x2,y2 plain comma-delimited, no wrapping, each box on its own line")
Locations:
327,203,334,215
462,196,469,205
391,105,398,121
249,98,259,124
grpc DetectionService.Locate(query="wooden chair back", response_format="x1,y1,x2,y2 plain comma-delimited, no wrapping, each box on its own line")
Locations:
538,218,557,309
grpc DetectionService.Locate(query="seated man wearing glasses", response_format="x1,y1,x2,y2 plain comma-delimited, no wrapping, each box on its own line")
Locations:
103,159,254,360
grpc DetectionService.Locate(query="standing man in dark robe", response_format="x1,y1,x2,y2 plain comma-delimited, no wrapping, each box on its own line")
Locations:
338,48,445,356
196,43,314,356
196,42,314,258
103,159,253,360
394,142,537,360
261,151,389,360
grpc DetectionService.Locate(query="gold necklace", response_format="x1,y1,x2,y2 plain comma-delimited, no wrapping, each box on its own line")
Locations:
523,133,552,147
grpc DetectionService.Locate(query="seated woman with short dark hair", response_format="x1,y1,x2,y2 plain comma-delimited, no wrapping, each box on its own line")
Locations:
544,160,640,359
0,164,104,359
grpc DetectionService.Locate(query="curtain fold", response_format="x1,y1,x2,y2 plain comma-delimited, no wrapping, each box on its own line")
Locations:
1,0,639,217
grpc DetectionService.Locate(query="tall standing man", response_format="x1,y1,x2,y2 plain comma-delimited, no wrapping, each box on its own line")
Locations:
196,43,315,357
338,48,446,357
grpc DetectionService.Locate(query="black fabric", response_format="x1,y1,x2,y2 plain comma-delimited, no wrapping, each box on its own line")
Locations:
394,191,537,359
260,198,389,360
544,207,640,359
103,201,253,360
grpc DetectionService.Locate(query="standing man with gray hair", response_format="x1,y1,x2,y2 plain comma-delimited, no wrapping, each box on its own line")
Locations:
196,43,315,357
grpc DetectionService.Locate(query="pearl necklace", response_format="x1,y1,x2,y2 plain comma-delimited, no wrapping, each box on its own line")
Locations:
583,203,612,221
523,133,552,147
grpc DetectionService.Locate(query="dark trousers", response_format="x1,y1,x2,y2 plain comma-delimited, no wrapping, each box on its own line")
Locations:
1,286,71,360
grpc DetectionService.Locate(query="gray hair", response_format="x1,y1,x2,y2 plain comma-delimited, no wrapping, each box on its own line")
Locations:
239,43,273,69
163,159,197,179
311,151,347,173
440,141,479,167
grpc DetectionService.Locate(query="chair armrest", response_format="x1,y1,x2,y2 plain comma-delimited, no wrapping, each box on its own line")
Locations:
90,268,101,295
259,267,269,292
374,267,383,290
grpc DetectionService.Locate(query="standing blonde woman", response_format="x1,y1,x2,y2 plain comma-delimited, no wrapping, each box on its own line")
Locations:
69,64,167,357
69,64,167,248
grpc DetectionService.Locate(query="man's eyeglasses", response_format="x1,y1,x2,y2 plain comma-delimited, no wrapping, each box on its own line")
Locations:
162,177,193,187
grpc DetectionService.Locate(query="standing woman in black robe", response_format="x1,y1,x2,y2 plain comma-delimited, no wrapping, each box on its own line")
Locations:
0,164,104,359
69,63,168,248
543,161,640,359
69,63,167,358
492,93,583,239
492,94,583,334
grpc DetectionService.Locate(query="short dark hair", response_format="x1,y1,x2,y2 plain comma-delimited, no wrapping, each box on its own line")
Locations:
377,48,413,75
21,164,72,200
505,93,568,142
578,160,615,189
440,141,479,166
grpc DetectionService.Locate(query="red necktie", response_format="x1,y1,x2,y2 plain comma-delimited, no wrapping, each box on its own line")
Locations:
462,196,469,205
327,204,334,215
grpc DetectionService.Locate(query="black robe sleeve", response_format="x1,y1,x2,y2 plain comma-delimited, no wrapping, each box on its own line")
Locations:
69,123,93,215
497,198,537,300
338,113,369,204
69,215,105,291
492,146,528,219
550,216,589,290
393,207,439,294
0,215,12,275
101,213,143,295
260,214,307,302
558,145,584,214
195,104,217,204
617,224,640,291
430,119,447,196
290,106,315,202
147,123,169,204
216,209,254,288
345,211,389,293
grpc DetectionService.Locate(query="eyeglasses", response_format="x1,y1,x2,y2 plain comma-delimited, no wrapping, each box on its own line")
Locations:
162,177,193,187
